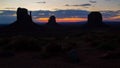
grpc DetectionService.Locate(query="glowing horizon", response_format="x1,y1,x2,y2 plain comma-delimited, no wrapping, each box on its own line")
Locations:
35,17,87,23
35,16,120,23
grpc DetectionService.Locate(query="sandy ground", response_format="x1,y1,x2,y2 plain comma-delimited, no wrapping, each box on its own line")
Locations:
0,47,120,68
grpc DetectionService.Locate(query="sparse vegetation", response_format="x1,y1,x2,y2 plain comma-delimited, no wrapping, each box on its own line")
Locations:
0,30,119,53
0,29,119,68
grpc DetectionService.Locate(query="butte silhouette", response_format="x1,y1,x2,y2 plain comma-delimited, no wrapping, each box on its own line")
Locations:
85,11,106,27
46,15,59,26
9,7,39,31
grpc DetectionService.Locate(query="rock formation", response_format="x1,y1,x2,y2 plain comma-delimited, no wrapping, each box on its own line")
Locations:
9,7,38,30
46,15,58,25
16,7,32,23
87,12,103,26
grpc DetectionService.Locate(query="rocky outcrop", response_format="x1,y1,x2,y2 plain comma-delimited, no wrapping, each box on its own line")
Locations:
16,7,32,23
46,15,58,25
87,12,103,26
9,7,39,30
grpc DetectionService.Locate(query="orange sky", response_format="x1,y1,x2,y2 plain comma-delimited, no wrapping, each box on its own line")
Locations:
36,17,87,23
103,15,120,21
109,15,120,20
36,16,120,23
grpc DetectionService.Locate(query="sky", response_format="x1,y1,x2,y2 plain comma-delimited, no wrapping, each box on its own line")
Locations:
0,0,120,24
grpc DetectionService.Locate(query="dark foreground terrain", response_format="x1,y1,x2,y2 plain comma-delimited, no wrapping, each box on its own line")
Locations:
0,25,120,68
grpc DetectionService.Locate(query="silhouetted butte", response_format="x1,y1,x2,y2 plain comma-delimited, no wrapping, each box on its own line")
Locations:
46,15,58,26
87,12,103,26
17,7,32,23
9,7,39,30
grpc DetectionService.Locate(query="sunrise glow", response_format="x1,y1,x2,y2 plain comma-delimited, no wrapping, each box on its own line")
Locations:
36,17,87,23
110,15,120,20
103,15,120,22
